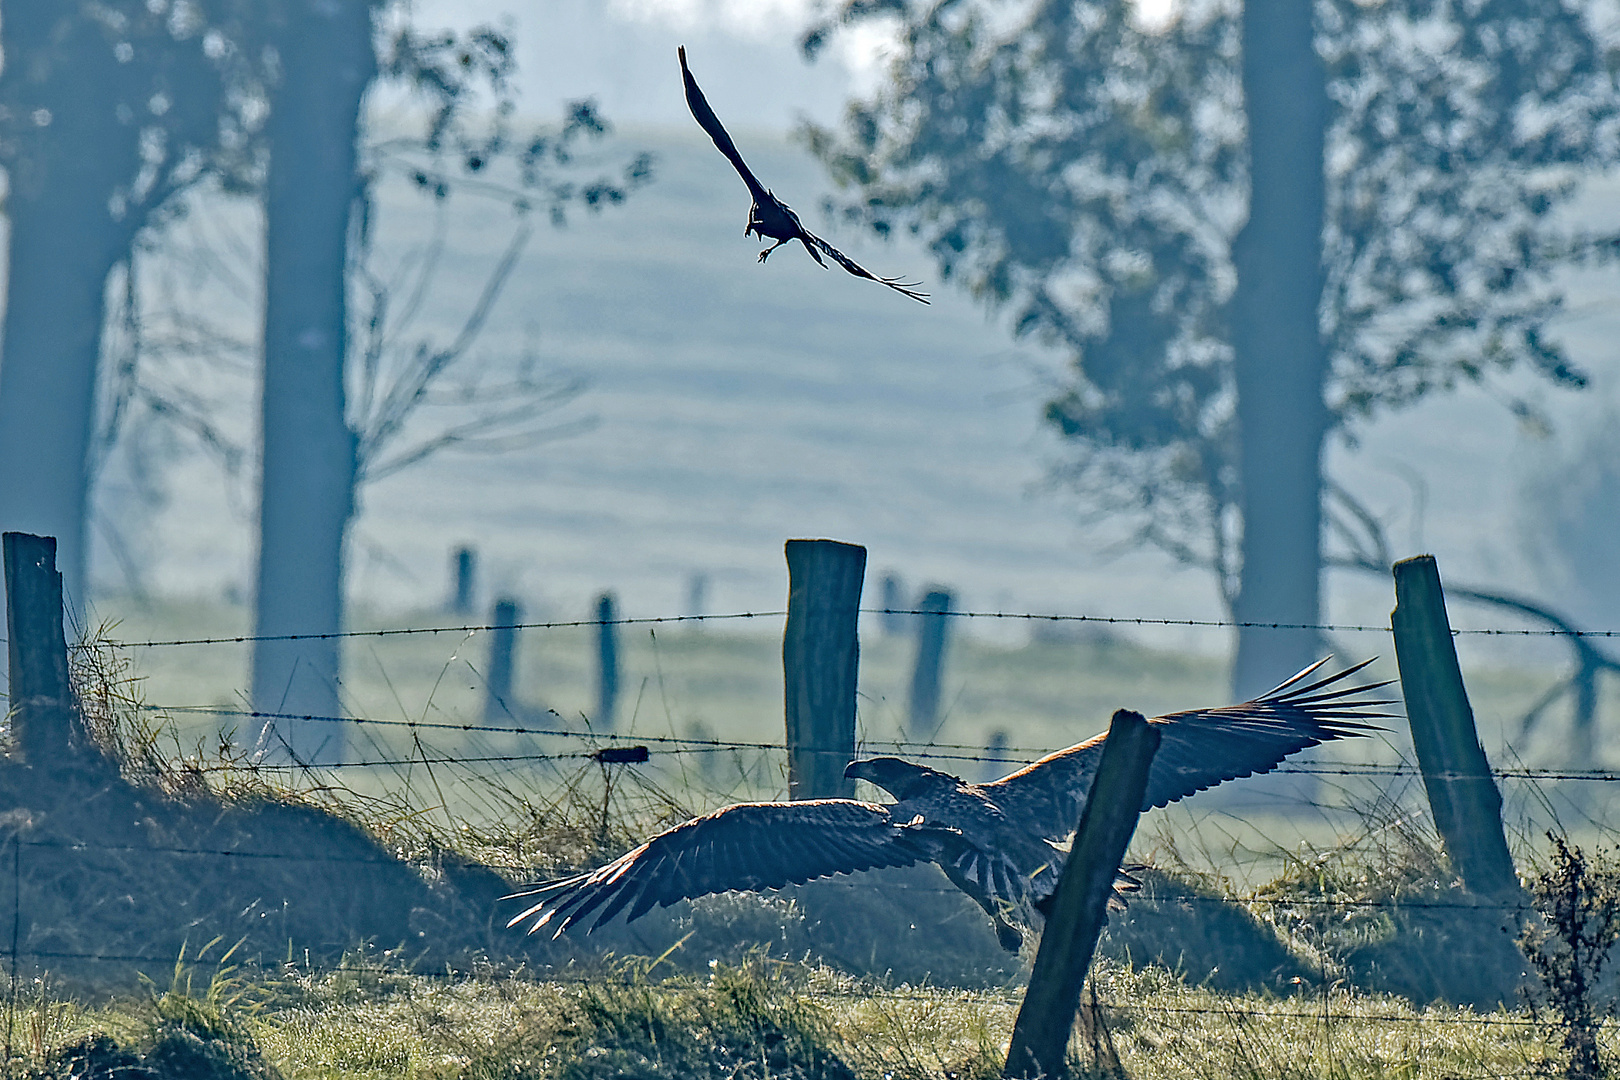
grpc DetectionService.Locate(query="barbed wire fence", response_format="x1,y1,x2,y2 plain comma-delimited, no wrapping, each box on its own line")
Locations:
85,607,1619,828
49,545,1620,857
77,604,1620,649
5,534,1620,1054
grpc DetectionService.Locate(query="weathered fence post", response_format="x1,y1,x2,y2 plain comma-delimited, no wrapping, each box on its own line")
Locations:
596,592,619,730
1005,709,1161,1080
907,588,952,736
484,596,522,722
450,546,476,616
783,539,865,801
3,533,97,769
1391,555,1519,897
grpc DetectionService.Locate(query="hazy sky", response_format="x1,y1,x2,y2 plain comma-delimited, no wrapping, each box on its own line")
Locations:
407,0,893,131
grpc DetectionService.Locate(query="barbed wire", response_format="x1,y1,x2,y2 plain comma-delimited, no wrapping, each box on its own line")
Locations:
0,835,1587,1042
99,611,785,648
803,877,1544,912
0,833,1588,925
91,606,1620,649
134,704,1620,780
0,837,1556,914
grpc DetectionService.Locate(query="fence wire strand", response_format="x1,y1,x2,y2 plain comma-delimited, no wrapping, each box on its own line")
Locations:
129,703,1620,780
90,605,1620,649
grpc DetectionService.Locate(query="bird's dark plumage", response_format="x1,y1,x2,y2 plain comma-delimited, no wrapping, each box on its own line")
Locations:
507,658,1391,948
984,656,1390,841
508,800,939,938
678,45,930,304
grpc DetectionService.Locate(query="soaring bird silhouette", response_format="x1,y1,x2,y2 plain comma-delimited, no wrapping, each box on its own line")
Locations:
507,658,1389,950
678,46,930,304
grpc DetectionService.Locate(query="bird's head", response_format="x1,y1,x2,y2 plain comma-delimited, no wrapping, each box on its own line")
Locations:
844,756,948,801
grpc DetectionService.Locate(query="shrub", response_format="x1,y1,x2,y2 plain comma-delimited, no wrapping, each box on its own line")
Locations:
1519,832,1620,1080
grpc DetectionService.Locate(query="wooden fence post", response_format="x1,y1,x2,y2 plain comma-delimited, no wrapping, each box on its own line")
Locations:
983,729,1009,783
783,539,865,801
450,546,476,616
907,588,953,737
484,597,522,722
687,572,708,625
1005,709,1161,1080
880,573,906,637
596,592,619,730
3,533,97,769
1391,555,1519,897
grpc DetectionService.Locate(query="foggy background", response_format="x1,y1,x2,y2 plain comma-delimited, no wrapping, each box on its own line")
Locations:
84,0,1611,641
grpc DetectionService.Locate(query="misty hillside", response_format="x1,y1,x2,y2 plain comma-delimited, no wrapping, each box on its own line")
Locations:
94,125,1617,655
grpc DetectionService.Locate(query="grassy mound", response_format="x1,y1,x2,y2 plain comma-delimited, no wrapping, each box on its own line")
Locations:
0,629,1557,1009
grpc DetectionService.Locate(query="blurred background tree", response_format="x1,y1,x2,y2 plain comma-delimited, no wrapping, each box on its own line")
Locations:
0,0,265,611
225,5,652,760
802,0,1615,694
0,1,650,760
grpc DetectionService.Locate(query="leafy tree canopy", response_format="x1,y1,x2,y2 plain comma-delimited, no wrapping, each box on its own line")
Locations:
803,0,1617,601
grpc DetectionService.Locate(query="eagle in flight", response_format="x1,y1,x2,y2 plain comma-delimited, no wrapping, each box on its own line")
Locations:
678,46,930,304
508,658,1389,950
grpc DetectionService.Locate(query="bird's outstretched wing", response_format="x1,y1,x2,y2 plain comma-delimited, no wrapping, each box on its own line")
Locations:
678,46,770,205
804,231,932,304
506,799,934,937
982,658,1393,840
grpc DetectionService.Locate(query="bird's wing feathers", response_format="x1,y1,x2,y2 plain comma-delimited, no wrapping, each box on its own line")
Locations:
1143,657,1391,809
679,46,930,304
506,799,931,936
678,46,770,204
803,231,932,304
983,658,1393,840
979,737,1106,845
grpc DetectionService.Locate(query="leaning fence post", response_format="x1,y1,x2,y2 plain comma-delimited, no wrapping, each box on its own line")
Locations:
3,533,97,769
484,596,522,722
907,588,952,736
1005,709,1160,1080
783,539,865,801
1391,555,1519,897
596,592,619,730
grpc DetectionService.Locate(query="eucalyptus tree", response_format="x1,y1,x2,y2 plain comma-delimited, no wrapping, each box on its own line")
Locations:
803,0,1614,693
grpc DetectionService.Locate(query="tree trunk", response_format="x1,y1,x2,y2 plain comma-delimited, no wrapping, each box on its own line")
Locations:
250,0,374,763
0,6,142,612
0,205,122,611
1229,0,1329,699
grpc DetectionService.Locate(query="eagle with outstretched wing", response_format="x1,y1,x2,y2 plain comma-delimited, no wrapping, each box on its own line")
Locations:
507,658,1391,950
678,46,930,304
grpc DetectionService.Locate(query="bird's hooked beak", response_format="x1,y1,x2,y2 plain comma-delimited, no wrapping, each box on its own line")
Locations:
843,756,937,800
